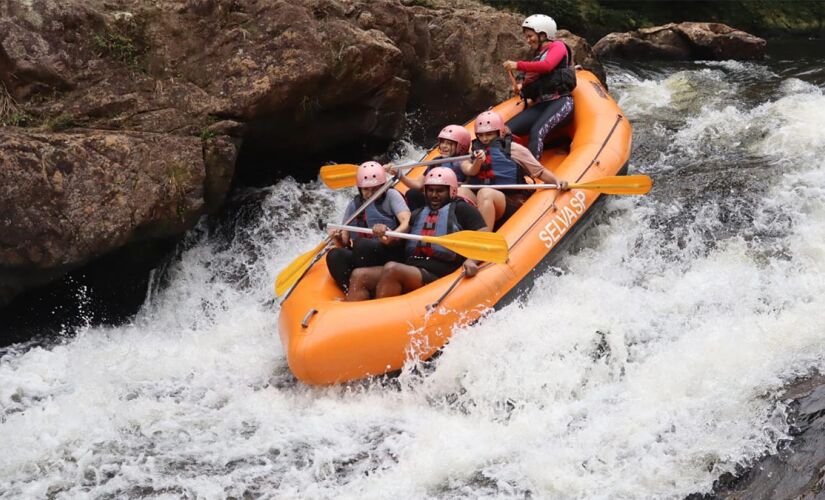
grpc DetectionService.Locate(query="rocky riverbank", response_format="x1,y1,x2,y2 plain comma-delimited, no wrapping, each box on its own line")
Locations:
480,0,825,40
1,0,604,305
1,0,772,306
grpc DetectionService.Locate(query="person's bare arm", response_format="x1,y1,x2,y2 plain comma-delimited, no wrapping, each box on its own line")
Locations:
510,142,568,188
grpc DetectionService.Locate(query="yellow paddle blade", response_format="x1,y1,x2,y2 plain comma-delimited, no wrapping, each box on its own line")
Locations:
275,240,329,296
570,175,652,195
420,230,509,264
319,164,359,189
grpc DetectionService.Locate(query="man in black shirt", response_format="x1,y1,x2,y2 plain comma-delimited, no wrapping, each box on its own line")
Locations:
347,168,488,301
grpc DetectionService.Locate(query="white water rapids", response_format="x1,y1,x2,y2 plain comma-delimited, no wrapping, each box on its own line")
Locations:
2,54,824,498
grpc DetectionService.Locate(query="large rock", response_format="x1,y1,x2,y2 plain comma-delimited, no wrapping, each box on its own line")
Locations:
0,0,603,303
2,0,605,150
700,375,825,499
593,22,766,60
0,128,232,304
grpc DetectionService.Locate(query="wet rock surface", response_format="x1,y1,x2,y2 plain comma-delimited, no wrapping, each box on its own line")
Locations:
691,374,825,499
594,22,766,61
0,128,224,303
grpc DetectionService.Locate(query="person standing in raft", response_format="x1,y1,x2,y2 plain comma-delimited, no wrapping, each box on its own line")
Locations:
389,124,476,211
346,167,487,301
326,161,411,293
503,14,576,160
462,110,567,230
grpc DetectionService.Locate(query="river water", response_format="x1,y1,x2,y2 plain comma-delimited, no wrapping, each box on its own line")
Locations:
1,41,824,498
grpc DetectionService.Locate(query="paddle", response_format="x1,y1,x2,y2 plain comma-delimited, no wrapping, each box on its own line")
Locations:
275,178,396,297
327,224,509,264
461,175,653,195
506,68,521,97
319,155,472,189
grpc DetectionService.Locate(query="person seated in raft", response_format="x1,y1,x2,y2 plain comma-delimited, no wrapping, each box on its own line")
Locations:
461,110,568,231
502,14,576,160
389,124,475,211
326,161,411,293
345,167,488,302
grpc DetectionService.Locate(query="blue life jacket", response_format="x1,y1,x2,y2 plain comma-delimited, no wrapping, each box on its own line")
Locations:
351,191,399,240
405,201,462,262
426,157,466,182
467,135,521,185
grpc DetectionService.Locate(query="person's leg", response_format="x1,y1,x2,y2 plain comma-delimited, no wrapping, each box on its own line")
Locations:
475,188,507,230
456,187,477,205
346,266,384,301
505,103,547,136
528,96,574,160
325,248,354,292
495,196,522,229
375,262,425,298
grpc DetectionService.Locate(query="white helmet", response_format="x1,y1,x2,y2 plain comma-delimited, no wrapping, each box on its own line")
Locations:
522,14,557,39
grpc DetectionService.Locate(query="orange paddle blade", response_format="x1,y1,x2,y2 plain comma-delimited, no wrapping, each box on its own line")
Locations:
570,175,652,195
420,230,509,264
319,164,359,189
275,240,328,296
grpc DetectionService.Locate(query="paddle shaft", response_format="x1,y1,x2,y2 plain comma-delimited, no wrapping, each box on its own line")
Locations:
397,154,471,171
320,155,472,189
344,179,395,223
460,175,652,195
506,69,520,96
461,184,560,190
328,224,418,241
279,178,396,299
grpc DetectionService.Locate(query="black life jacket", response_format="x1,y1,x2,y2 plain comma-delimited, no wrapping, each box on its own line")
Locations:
521,41,577,102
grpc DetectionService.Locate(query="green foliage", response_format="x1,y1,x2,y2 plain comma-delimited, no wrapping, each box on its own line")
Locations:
478,0,825,39
4,111,29,126
42,113,77,131
199,128,218,141
0,83,29,126
92,26,147,70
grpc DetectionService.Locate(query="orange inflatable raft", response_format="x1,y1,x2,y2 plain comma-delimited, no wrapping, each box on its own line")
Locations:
278,70,632,385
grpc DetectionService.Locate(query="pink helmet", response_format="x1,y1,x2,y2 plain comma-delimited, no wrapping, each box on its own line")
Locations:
475,110,505,135
424,167,458,199
437,125,472,154
356,161,387,188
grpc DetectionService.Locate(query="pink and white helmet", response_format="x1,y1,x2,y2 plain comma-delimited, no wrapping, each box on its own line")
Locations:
424,167,458,199
356,161,387,188
475,110,505,135
437,125,472,154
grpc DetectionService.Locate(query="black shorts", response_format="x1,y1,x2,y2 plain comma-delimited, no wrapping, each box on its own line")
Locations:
494,195,524,230
406,256,460,284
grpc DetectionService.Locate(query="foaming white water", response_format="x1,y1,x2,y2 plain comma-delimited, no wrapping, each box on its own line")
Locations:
0,141,435,499
671,81,825,162
2,64,825,499
405,183,824,497
614,68,735,117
